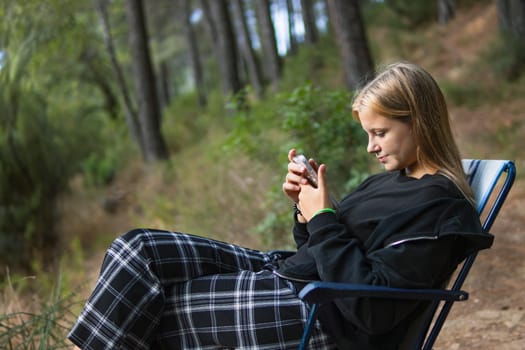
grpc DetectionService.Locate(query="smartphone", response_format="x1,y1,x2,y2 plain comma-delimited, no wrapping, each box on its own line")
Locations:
292,154,318,188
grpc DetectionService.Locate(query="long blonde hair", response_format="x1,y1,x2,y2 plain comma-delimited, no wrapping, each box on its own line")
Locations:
352,62,474,204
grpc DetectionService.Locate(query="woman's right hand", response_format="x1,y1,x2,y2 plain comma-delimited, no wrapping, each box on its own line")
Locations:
282,149,311,203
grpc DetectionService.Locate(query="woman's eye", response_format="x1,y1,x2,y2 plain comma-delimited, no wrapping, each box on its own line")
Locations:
375,131,385,137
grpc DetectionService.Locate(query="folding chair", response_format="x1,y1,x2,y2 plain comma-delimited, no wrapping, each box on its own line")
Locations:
296,159,516,350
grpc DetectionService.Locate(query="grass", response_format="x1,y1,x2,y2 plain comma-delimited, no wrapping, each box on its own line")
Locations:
0,269,78,349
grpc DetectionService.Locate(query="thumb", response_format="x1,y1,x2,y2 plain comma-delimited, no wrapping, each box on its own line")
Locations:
317,164,332,208
317,163,327,189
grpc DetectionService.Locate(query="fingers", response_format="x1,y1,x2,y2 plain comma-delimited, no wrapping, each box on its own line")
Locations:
284,149,299,198
282,181,299,196
284,149,306,202
284,149,326,204
283,162,306,198
287,148,309,183
287,161,308,182
288,148,297,162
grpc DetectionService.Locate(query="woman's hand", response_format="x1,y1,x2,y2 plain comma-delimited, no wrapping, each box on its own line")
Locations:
297,163,331,221
282,149,309,204
282,149,332,221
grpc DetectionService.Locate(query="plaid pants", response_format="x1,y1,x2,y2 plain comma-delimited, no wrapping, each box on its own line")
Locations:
68,229,336,349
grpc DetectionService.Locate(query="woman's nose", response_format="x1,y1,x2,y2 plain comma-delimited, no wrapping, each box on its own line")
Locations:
367,139,380,154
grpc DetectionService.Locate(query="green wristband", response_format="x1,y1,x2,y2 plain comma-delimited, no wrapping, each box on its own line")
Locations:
312,208,336,218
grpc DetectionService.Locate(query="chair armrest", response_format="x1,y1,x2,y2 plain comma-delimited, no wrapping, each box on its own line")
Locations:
298,281,468,304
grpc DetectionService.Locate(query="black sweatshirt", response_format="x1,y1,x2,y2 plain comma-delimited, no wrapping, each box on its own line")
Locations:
275,171,493,349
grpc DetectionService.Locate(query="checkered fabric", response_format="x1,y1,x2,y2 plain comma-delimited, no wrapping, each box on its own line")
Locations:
68,229,335,349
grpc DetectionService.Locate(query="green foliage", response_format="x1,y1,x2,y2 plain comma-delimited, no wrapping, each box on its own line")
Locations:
0,83,71,269
363,0,436,29
440,31,525,107
382,0,437,28
81,147,122,188
362,0,402,29
439,80,488,107
0,81,99,270
80,119,132,187
163,90,226,152
279,37,341,91
224,88,287,165
485,32,525,81
0,0,126,272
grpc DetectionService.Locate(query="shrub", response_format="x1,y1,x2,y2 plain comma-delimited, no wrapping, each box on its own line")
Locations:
0,42,115,272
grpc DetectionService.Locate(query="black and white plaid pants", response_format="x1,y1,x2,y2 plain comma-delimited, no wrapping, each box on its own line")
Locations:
68,228,336,349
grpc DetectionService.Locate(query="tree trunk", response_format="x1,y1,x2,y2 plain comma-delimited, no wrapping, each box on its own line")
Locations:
125,0,168,162
497,0,525,79
286,0,298,55
438,0,455,25
79,47,120,120
207,0,242,96
182,0,207,106
94,0,143,152
300,0,318,44
157,60,171,109
231,0,264,98
498,0,525,35
326,0,374,90
255,0,281,92
200,0,219,57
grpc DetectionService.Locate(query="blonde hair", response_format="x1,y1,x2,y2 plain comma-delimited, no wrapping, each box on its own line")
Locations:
352,62,474,204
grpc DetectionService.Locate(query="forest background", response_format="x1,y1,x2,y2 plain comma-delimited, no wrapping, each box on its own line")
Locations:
1,0,524,348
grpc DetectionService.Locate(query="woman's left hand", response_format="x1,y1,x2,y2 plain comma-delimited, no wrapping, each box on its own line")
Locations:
297,163,332,221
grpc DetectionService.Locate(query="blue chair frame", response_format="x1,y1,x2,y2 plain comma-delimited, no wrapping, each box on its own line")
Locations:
296,159,516,350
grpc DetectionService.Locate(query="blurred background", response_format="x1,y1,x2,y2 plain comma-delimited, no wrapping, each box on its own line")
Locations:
1,0,523,348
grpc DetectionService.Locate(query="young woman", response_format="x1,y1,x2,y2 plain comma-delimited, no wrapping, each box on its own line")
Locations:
69,62,493,349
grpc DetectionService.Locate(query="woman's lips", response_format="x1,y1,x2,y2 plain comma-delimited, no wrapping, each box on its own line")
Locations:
376,155,387,163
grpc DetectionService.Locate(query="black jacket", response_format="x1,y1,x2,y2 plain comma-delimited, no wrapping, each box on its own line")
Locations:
275,171,493,349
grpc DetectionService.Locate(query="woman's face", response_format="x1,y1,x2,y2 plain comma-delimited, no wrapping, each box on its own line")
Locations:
358,106,423,177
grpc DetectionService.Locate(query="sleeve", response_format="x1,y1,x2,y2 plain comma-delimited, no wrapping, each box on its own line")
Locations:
290,174,376,250
305,199,484,334
292,212,309,248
